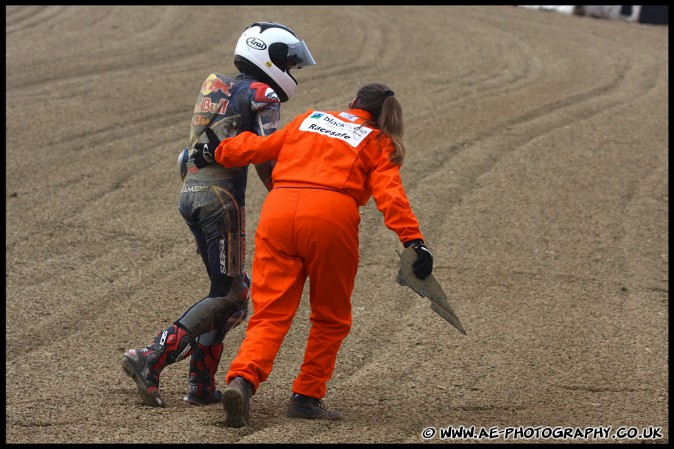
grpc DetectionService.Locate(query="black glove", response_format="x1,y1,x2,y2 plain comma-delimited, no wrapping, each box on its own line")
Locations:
404,239,433,279
193,127,221,168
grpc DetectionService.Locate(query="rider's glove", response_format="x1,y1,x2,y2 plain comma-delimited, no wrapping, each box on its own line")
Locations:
193,127,221,168
404,239,433,279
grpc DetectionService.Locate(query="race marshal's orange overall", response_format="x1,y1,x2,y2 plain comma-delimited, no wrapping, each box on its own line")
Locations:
214,108,425,399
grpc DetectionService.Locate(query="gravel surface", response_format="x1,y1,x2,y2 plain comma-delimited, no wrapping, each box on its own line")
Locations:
5,5,668,444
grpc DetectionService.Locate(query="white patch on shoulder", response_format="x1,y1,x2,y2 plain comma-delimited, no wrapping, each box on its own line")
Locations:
338,112,359,122
265,88,279,101
299,112,373,148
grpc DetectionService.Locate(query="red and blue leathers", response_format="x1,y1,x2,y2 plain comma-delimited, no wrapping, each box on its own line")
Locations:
177,71,280,338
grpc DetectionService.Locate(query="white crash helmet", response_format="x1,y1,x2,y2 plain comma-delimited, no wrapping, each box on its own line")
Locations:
234,22,315,102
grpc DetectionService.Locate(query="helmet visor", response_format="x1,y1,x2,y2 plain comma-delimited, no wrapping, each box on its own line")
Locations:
287,40,316,68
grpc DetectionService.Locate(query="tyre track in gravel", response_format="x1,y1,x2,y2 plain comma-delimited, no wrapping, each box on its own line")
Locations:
4,5,397,365
342,7,668,441
5,6,668,444
4,5,64,35
5,7,200,361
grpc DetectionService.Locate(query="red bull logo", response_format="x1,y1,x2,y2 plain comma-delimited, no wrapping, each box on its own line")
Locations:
200,74,232,96
194,97,229,114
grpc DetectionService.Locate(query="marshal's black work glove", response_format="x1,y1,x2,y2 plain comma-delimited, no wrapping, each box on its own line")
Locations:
193,127,221,168
404,239,433,279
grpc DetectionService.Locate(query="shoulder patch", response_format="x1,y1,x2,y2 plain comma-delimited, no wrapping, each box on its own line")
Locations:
338,111,359,122
250,82,280,103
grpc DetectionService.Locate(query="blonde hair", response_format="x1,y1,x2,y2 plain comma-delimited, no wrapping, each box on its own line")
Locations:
352,83,406,165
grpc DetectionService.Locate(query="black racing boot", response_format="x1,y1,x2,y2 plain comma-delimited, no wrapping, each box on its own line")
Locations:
287,393,343,420
122,324,195,407
222,377,253,428
183,341,224,406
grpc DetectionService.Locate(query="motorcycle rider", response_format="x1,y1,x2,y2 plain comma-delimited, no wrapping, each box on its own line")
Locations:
121,22,316,407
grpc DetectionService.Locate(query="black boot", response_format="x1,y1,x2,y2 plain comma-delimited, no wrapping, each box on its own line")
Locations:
222,377,253,428
287,393,343,420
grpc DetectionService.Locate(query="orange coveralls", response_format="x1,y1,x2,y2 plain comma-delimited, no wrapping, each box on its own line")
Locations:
214,108,424,399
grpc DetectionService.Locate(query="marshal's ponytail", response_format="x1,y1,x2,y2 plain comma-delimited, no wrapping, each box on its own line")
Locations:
352,83,406,165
